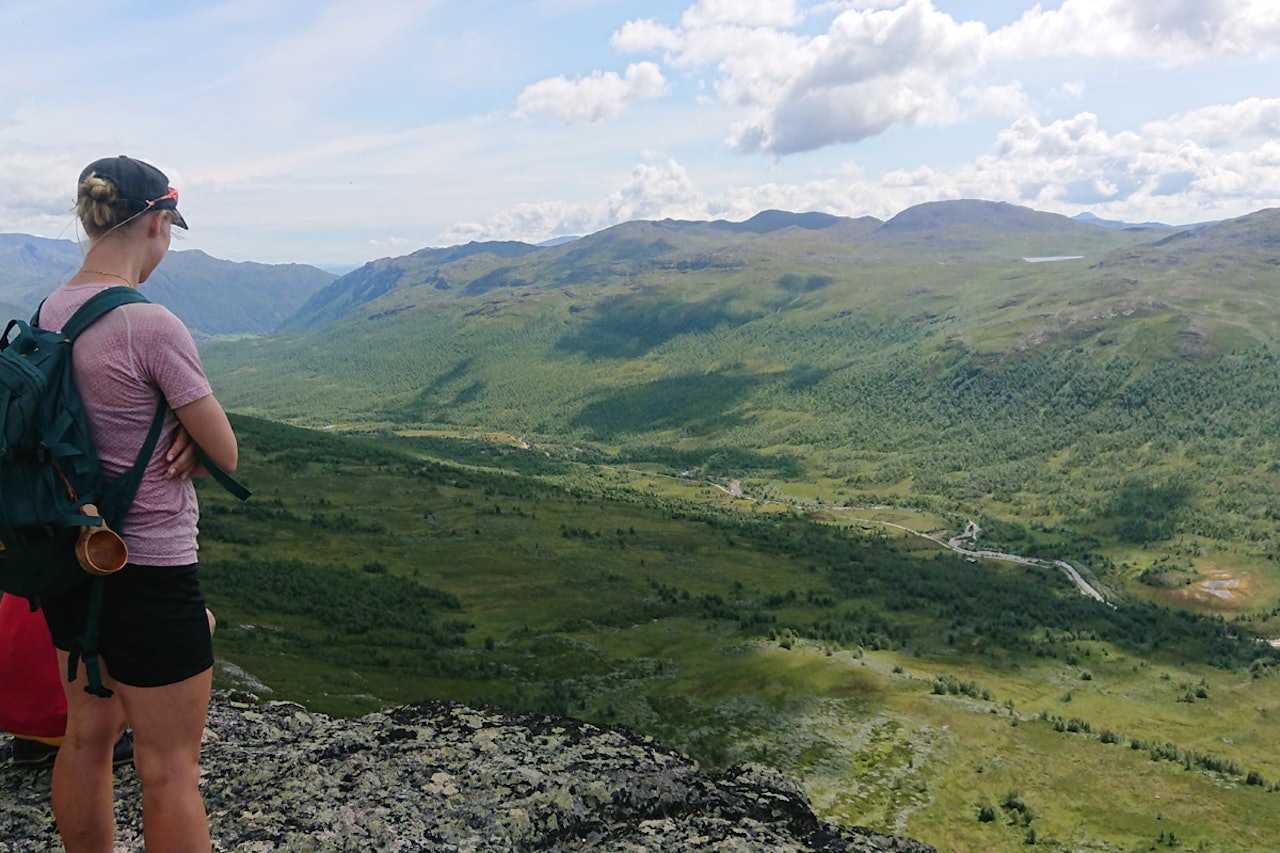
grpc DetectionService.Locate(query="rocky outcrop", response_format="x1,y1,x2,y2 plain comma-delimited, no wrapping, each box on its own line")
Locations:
2,693,936,852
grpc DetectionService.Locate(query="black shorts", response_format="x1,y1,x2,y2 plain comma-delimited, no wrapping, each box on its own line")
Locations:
42,563,213,688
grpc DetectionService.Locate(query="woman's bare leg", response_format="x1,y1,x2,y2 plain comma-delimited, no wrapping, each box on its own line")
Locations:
115,668,213,853
51,650,127,853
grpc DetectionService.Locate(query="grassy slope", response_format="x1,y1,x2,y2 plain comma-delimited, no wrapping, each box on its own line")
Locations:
200,416,1280,853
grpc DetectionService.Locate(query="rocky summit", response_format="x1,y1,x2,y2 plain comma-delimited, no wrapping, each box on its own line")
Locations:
1,692,935,852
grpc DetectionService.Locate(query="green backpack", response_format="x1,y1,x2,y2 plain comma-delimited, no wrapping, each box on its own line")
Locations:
0,287,248,696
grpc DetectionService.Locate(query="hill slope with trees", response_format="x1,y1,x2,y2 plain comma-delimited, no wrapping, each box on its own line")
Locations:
199,201,1280,614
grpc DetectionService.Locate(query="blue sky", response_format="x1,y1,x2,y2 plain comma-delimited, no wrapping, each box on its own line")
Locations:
2,0,1278,265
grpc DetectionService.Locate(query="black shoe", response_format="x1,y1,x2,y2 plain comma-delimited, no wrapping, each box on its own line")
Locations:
112,730,134,767
10,738,59,767
9,731,133,768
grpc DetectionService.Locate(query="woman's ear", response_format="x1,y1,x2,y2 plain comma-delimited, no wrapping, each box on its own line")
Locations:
147,210,168,238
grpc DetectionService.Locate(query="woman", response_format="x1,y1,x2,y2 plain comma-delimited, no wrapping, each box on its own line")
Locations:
38,155,237,853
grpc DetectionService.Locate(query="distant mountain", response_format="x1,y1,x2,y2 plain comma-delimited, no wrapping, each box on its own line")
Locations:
0,233,83,313
1082,207,1280,279
282,241,542,333
203,197,1232,436
536,235,581,247
880,199,1075,233
872,200,1150,256
0,234,336,338
706,209,855,233
1072,211,1173,230
142,250,338,338
315,263,363,276
276,200,1170,335
1149,206,1280,253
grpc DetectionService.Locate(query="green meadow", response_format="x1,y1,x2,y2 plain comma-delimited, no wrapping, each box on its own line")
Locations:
200,416,1280,853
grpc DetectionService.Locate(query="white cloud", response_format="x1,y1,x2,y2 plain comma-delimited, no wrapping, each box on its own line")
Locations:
962,83,1032,118
680,0,803,29
988,0,1280,63
517,62,669,124
1142,97,1280,148
962,101,1280,216
438,200,593,246
0,150,83,239
5,1,1280,265
612,0,1280,157
734,1,987,153
618,0,989,154
607,159,704,221
611,18,683,53
438,158,705,245
1054,80,1088,99
442,90,1280,247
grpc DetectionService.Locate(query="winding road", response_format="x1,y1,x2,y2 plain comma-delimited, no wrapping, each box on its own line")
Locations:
840,513,1112,606
942,520,1109,604
558,457,1112,606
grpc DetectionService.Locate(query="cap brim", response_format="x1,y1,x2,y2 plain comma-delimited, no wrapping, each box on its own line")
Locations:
169,209,189,230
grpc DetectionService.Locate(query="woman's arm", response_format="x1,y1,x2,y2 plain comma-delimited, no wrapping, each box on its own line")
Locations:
172,394,238,475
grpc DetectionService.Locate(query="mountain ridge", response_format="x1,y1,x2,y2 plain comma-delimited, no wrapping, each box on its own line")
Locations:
0,235,336,338
277,199,1219,346
280,198,1173,334
1,200,1210,338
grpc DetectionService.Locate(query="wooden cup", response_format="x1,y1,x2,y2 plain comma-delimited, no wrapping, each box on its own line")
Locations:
75,504,128,576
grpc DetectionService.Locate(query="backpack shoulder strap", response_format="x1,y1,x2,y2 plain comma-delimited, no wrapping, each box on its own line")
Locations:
195,444,252,500
61,287,150,341
97,402,170,529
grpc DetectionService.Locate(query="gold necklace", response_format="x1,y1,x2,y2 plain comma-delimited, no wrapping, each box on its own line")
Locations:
79,269,135,287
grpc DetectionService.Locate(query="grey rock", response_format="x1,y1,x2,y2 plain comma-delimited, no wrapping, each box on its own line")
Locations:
2,693,935,852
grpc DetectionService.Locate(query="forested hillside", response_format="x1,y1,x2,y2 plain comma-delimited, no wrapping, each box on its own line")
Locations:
199,201,1280,614
196,415,1280,853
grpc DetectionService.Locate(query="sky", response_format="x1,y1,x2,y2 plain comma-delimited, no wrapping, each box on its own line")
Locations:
1,0,1278,266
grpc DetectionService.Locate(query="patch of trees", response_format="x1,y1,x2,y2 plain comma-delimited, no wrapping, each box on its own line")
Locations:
615,445,803,479
1035,709,1278,791
685,505,1280,669
201,557,466,651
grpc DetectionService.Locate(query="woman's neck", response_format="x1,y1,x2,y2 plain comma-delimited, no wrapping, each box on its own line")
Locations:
74,268,136,287
74,244,141,288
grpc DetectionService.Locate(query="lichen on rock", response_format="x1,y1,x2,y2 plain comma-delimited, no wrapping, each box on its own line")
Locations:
1,692,935,852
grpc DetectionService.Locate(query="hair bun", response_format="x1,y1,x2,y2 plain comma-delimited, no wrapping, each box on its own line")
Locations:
85,175,118,203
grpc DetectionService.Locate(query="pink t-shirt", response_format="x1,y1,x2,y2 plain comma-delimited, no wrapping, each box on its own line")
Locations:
38,283,213,566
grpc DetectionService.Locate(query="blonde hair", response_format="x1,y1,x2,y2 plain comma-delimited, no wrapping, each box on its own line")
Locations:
76,174,137,238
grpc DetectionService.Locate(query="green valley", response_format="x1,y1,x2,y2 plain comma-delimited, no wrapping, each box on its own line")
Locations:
201,415,1280,852
201,203,1280,618
193,201,1280,850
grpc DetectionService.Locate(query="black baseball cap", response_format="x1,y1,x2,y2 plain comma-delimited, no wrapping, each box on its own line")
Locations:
78,155,188,230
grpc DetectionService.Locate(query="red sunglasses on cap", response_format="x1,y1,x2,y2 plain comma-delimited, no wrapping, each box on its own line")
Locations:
147,187,179,207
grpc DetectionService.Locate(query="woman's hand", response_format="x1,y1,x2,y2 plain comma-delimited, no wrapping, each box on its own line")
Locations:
173,394,238,475
164,425,203,480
